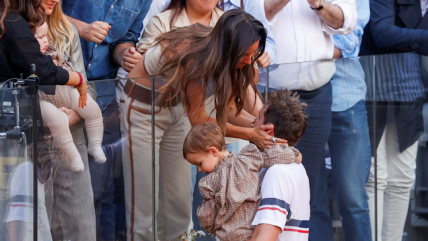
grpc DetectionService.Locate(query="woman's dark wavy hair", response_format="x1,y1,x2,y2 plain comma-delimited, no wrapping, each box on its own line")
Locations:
0,0,46,38
154,9,266,133
164,0,221,27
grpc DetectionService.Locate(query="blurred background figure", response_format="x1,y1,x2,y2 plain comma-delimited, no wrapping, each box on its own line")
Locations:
361,0,428,240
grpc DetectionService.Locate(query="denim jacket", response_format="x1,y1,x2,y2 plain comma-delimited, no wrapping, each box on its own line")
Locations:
62,0,152,110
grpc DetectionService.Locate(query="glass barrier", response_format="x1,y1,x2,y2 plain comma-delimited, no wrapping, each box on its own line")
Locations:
0,86,38,241
364,53,428,241
2,53,428,241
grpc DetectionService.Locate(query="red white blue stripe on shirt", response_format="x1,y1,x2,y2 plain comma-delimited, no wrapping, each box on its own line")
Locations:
284,219,310,233
258,198,309,234
258,198,291,219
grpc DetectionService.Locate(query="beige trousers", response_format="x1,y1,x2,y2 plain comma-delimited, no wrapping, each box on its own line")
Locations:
366,122,418,241
120,93,191,241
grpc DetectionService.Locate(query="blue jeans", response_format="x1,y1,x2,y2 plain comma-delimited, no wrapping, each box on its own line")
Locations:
192,142,240,240
259,83,333,240
89,81,126,241
289,83,332,241
327,100,372,241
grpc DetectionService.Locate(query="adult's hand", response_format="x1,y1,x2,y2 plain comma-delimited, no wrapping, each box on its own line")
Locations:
82,21,111,43
256,52,271,68
58,107,81,126
120,47,143,72
333,46,342,59
249,124,288,150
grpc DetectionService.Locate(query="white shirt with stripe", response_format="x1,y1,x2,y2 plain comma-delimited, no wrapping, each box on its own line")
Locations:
251,163,310,240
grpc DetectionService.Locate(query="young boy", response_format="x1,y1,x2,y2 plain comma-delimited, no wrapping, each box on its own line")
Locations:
183,89,308,241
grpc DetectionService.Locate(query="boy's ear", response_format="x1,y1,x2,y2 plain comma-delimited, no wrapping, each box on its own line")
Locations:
264,123,275,136
209,146,219,156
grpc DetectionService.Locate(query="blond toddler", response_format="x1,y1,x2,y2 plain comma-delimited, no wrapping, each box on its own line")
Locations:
35,22,105,172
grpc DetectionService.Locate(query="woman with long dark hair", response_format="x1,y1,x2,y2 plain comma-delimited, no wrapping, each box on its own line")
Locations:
121,9,285,240
0,0,87,94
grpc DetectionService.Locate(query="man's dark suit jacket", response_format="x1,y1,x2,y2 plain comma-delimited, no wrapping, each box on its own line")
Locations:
361,0,428,55
360,0,426,153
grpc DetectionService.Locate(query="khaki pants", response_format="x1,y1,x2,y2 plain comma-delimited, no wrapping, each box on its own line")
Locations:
120,93,191,241
366,122,418,241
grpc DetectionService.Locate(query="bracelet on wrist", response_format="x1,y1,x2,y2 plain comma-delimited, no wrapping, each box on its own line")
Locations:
75,72,83,88
310,0,324,11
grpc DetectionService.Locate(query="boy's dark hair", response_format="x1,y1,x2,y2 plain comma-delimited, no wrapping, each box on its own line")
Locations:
183,123,226,159
264,89,307,146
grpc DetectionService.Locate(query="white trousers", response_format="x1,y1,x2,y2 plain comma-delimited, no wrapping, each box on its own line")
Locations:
366,122,418,241
120,93,191,241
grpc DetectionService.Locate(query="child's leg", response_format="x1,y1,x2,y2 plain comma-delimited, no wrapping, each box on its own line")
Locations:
70,90,106,163
40,100,84,172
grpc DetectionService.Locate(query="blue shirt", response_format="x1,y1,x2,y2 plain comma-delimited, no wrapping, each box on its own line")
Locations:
162,0,277,64
331,0,370,112
62,0,153,80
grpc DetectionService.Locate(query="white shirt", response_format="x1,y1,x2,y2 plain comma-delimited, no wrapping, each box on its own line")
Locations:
259,0,357,90
252,164,311,241
421,0,428,17
4,162,52,241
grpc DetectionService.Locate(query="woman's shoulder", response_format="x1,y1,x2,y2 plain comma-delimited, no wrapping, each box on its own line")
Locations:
69,23,79,41
154,9,174,20
147,9,173,26
1,13,33,40
67,22,80,53
70,22,78,34
213,7,225,18
3,12,28,27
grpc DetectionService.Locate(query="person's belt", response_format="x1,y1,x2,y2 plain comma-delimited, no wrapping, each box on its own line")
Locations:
123,79,181,108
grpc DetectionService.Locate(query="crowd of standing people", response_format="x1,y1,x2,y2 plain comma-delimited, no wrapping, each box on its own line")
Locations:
0,0,427,241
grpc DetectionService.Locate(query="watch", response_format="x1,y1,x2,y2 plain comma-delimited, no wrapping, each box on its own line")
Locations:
310,0,324,11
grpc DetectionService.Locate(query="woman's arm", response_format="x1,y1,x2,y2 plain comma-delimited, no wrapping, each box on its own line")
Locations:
128,53,149,78
226,107,256,127
6,15,80,86
244,85,263,117
186,81,286,150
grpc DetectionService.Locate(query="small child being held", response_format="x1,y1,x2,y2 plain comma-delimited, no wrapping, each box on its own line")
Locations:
183,89,307,241
34,22,106,172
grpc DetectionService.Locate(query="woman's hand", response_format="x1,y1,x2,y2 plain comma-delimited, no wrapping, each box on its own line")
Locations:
249,124,288,150
58,107,81,126
76,80,88,108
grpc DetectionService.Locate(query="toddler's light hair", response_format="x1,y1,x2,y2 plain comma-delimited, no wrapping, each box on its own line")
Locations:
183,123,226,159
